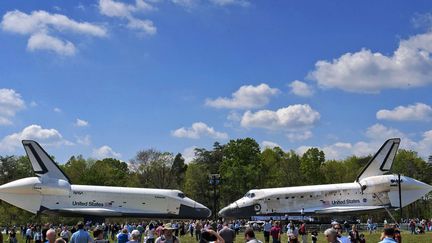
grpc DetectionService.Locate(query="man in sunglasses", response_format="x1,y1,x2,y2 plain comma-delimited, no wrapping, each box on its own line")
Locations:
333,224,349,243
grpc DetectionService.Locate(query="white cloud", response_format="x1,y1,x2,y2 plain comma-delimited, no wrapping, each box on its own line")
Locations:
29,101,37,107
205,83,279,109
27,33,76,55
1,10,107,56
76,135,91,146
53,107,62,113
172,122,229,139
289,80,314,97
412,13,432,29
209,0,250,7
261,141,281,150
171,0,198,8
98,0,157,35
0,89,26,126
295,123,423,160
309,31,432,93
365,123,406,141
92,145,121,159
75,118,89,127
287,131,312,142
0,124,72,152
377,103,432,122
240,104,320,130
181,146,197,164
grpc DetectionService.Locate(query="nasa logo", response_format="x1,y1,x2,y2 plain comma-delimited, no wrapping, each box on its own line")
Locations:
363,198,367,203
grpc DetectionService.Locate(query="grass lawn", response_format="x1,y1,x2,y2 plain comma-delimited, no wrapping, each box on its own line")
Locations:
177,231,431,243
9,230,432,243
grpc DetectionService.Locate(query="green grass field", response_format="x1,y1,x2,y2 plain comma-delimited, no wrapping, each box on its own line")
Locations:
178,231,431,243
8,230,432,243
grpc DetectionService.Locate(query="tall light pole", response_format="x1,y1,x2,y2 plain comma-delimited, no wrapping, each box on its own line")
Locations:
209,174,221,220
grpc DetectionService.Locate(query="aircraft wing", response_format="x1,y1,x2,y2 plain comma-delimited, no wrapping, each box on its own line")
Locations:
314,206,388,214
51,208,123,216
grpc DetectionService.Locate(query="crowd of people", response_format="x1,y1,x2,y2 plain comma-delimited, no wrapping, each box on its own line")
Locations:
0,217,430,243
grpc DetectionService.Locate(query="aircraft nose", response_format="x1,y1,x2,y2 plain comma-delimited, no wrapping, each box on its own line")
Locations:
219,202,250,218
178,203,211,219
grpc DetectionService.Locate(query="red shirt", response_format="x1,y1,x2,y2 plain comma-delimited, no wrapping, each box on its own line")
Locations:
270,226,281,239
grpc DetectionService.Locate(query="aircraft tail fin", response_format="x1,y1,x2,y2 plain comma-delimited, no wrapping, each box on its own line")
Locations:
22,140,71,183
356,138,400,182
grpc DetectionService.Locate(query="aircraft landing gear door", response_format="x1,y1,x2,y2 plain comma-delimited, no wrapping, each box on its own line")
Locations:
166,199,178,215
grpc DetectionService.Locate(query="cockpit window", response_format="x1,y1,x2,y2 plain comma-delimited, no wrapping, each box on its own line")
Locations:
244,192,255,198
178,193,185,198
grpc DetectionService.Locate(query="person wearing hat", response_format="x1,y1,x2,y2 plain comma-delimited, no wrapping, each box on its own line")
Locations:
127,230,141,243
155,224,179,243
70,222,92,243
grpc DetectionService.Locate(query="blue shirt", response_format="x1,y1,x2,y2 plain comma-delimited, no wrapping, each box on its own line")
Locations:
70,229,92,243
378,238,397,243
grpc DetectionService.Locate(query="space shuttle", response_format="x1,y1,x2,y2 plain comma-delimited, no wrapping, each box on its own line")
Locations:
0,140,211,219
219,138,432,218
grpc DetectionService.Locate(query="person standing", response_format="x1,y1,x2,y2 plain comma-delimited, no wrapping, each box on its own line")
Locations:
34,226,43,243
270,222,281,243
60,227,71,243
244,228,261,243
46,229,56,243
298,222,307,243
145,224,155,243
155,224,180,243
323,229,341,243
218,223,235,243
332,224,348,243
378,228,397,243
127,230,141,243
348,225,359,243
26,226,33,243
92,229,108,243
70,222,92,243
263,221,271,243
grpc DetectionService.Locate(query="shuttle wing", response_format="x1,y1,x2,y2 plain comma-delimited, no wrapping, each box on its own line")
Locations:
314,205,388,214
48,208,123,216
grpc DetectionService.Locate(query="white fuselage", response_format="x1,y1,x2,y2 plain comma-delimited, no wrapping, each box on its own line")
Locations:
219,175,432,218
0,176,211,219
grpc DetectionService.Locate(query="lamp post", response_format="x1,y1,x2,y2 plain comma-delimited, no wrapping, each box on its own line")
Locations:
209,174,221,220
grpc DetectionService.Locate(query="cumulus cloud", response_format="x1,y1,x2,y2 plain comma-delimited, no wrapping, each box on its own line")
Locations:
172,0,249,8
75,118,89,127
0,89,25,126
287,131,312,142
93,145,121,159
1,10,107,55
309,31,432,93
0,124,72,152
377,103,432,122
240,104,320,130
289,80,314,97
205,83,280,109
182,146,197,164
76,135,91,146
98,0,157,35
295,123,425,160
261,141,281,150
53,107,62,113
172,122,229,139
209,0,250,7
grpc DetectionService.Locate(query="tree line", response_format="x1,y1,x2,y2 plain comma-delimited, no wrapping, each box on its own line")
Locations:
0,138,431,224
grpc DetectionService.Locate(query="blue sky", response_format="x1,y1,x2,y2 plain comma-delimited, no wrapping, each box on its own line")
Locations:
0,0,431,163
